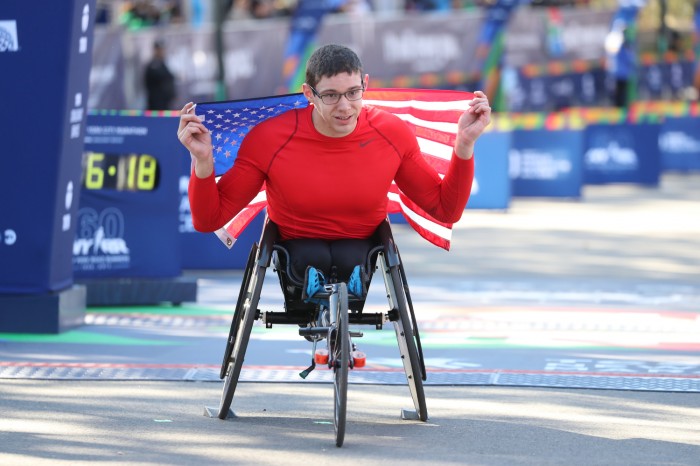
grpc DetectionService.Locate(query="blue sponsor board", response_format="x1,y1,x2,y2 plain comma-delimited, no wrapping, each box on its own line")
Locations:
76,115,183,279
659,117,700,171
583,123,660,186
469,131,511,210
510,129,583,198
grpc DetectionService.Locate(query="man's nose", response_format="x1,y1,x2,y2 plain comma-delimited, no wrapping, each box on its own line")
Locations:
337,95,352,108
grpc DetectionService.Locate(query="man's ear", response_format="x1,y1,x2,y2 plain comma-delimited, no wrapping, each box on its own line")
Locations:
301,83,314,102
363,74,369,89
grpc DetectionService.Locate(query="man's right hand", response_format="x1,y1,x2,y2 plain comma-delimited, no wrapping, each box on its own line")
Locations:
177,102,214,178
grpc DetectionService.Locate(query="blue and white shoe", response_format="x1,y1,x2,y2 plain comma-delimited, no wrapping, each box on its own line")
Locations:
303,266,326,304
347,265,366,298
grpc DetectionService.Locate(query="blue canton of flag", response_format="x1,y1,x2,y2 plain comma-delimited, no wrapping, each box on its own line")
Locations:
195,94,310,177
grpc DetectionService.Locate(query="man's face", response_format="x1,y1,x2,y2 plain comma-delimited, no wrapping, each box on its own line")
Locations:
303,71,368,138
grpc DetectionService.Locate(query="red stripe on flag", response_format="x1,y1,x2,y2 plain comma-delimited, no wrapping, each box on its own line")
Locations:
364,88,474,102
222,203,266,243
367,104,465,124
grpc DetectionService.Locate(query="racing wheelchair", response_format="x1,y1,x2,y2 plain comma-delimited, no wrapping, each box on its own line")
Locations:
216,215,428,447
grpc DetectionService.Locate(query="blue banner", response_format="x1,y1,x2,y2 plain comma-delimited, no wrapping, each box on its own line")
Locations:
637,61,696,101
76,115,182,278
469,131,511,209
510,129,583,198
0,0,96,294
659,116,700,171
584,123,660,185
510,70,609,113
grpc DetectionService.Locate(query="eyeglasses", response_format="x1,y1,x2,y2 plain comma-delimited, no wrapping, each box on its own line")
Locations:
308,85,365,105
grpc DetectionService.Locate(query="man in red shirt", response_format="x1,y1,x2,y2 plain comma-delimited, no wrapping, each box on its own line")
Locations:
178,44,491,289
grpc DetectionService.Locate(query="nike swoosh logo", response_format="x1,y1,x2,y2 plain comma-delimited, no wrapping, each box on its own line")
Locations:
359,138,374,148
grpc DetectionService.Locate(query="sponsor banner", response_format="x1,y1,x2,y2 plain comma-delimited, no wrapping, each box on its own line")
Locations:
508,69,609,113
637,61,697,101
659,116,700,171
469,131,511,210
0,1,96,294
583,123,660,185
76,114,182,278
509,129,583,198
329,10,483,84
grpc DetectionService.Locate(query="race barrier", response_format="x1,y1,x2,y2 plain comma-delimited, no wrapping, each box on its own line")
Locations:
658,116,700,172
470,131,511,210
510,129,584,198
584,123,660,186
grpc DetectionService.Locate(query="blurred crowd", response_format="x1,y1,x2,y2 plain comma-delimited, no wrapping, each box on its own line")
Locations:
96,0,601,24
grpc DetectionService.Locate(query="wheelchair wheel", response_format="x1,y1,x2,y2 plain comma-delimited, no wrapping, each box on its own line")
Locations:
218,244,263,420
220,243,258,380
332,283,349,447
389,264,428,422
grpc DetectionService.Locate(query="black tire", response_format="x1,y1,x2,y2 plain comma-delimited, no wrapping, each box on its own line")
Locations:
332,283,349,447
218,250,263,420
390,265,428,421
220,243,258,380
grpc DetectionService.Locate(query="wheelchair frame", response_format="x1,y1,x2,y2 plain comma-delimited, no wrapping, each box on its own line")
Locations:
215,215,428,447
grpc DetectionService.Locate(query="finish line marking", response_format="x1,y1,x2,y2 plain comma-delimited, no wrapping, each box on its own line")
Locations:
1,362,699,392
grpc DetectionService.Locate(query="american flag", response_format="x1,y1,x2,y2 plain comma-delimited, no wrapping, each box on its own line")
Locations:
195,88,474,250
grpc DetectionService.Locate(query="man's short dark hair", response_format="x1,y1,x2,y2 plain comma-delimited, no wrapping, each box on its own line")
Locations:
305,44,363,89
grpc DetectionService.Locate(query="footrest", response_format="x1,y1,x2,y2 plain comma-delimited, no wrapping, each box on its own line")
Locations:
204,406,235,419
400,409,420,420
298,326,330,337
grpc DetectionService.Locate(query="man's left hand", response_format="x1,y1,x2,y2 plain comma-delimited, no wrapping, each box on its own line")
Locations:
454,90,491,160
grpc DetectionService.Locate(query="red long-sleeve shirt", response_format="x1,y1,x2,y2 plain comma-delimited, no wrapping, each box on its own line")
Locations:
189,105,474,241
